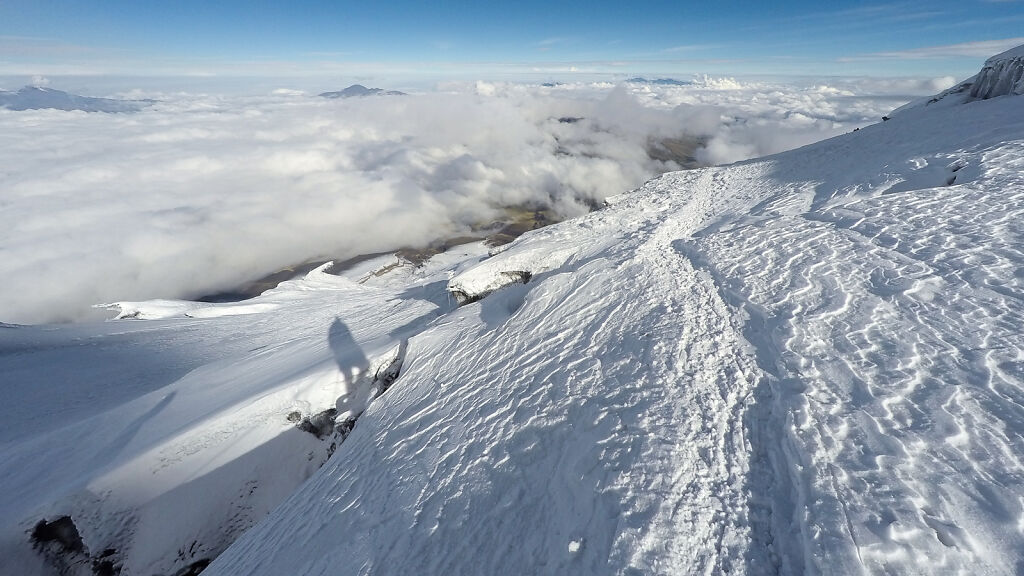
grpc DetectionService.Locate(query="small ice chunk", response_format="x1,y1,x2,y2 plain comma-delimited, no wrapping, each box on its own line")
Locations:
568,539,583,553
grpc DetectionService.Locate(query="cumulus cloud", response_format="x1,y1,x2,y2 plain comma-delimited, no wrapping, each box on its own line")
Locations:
625,75,921,164
0,77,923,323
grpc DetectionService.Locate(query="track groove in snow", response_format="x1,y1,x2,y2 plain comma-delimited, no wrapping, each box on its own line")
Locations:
683,138,1024,574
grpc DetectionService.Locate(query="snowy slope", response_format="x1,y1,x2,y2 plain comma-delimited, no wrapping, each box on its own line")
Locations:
0,246,488,575
970,44,1024,100
206,61,1024,575
2,50,1024,576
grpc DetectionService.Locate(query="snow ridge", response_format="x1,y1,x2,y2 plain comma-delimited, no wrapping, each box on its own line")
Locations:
891,43,1024,112
969,46,1024,100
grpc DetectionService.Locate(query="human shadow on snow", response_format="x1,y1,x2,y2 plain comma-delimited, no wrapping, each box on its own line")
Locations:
327,318,369,391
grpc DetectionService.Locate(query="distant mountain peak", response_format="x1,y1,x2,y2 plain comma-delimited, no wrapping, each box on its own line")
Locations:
318,84,407,99
626,77,691,86
0,86,149,113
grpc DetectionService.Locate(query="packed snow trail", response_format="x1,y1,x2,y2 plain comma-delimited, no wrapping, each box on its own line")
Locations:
685,147,1024,573
683,100,1024,572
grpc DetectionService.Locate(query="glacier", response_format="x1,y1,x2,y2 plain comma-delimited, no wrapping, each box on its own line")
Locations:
1,47,1024,575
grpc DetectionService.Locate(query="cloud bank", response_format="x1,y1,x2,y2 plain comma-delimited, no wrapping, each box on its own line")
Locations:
0,76,940,323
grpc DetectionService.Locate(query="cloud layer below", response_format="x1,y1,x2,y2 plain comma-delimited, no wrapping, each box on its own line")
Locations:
0,76,946,323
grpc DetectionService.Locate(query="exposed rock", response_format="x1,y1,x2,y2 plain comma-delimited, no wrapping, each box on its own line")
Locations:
449,270,532,305
92,548,120,576
30,516,93,575
296,408,338,439
31,516,84,554
891,43,1024,114
172,558,210,576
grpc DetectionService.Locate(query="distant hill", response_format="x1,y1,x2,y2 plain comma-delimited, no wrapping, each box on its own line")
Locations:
318,84,407,99
0,86,150,112
626,77,692,86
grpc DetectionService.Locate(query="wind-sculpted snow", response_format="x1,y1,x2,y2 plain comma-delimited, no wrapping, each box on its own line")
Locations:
682,104,1024,571
970,45,1024,100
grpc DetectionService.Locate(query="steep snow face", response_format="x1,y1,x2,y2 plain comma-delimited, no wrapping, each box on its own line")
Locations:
892,43,1024,112
969,44,1024,99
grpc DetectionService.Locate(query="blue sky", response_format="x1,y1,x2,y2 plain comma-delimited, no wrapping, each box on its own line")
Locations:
1,0,1022,79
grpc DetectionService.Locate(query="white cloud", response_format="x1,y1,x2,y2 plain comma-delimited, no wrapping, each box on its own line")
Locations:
660,45,715,54
536,38,567,48
842,37,1024,61
625,76,923,164
0,78,922,323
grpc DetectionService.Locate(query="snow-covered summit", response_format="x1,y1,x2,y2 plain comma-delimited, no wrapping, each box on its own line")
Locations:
893,42,1024,113
969,43,1024,99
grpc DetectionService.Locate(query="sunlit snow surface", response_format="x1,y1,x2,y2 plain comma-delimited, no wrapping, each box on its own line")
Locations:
2,82,1024,574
